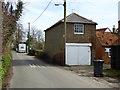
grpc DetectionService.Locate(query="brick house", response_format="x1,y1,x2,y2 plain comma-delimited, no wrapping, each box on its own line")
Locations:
96,31,119,64
45,13,97,65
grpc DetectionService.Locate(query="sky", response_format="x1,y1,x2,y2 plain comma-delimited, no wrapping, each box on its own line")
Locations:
6,0,120,33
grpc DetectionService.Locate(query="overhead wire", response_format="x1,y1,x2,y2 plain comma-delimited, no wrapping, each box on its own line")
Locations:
32,0,53,23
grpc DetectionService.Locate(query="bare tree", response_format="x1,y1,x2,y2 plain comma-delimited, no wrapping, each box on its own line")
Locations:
26,26,44,51
13,23,25,49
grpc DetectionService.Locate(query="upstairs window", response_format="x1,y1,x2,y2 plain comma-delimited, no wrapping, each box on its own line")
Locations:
74,24,84,34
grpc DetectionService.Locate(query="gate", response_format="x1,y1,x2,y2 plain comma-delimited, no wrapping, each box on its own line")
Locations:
111,45,120,70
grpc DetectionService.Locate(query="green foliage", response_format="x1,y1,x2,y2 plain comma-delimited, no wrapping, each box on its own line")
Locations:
28,49,36,56
104,69,120,80
66,65,71,67
11,47,16,51
15,1,23,19
0,52,12,80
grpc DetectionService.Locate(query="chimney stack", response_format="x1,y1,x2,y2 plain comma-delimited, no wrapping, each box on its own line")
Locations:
113,25,116,33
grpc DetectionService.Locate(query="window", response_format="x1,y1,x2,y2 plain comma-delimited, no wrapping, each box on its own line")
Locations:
108,52,111,58
21,47,24,49
74,24,84,34
109,49,111,58
105,48,110,52
105,48,111,58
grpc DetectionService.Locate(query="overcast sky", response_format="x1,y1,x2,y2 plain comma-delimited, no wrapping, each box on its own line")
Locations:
15,0,120,32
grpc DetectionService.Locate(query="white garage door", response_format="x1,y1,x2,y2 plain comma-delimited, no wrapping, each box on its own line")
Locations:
66,43,91,65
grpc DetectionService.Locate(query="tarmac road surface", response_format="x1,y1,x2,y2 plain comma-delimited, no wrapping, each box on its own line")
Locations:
10,51,113,88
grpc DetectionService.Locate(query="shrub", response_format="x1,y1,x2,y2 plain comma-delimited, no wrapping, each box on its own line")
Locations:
36,51,50,60
11,48,16,51
28,49,36,56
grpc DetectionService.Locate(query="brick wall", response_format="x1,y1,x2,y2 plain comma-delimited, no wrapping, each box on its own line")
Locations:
66,23,96,63
0,2,3,59
45,23,96,65
45,23,64,64
96,37,111,64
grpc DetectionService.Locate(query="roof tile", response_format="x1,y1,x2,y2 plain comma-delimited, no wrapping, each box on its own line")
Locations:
45,13,97,31
96,32,119,46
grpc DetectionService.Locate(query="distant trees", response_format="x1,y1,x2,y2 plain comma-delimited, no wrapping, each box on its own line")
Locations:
13,24,25,49
26,26,44,51
2,1,23,55
2,1,44,53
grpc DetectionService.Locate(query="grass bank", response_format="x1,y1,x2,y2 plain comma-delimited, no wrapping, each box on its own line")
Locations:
0,52,12,88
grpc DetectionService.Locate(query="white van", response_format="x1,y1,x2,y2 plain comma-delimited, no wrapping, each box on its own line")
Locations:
18,44,26,53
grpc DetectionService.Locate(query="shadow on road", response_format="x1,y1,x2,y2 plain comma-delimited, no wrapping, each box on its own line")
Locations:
12,57,60,67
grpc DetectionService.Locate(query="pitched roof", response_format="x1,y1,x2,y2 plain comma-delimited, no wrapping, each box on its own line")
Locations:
97,28,108,32
65,13,97,24
45,13,97,31
96,32,119,46
96,27,111,32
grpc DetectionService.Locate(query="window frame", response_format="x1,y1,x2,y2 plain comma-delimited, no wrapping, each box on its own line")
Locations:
105,48,111,58
74,24,84,34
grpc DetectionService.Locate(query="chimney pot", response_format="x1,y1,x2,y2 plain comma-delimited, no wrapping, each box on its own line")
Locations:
113,25,116,33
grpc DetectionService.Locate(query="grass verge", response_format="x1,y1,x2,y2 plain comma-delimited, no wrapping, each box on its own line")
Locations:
104,69,120,80
0,52,12,89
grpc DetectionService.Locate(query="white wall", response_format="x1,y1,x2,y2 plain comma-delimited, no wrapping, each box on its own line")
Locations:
118,1,120,21
105,28,111,32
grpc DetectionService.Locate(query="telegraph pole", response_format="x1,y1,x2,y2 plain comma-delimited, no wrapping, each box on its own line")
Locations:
64,0,66,65
63,0,66,64
64,0,66,40
28,22,30,52
55,0,66,65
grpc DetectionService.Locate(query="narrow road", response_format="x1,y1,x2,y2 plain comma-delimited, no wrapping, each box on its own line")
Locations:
10,51,112,88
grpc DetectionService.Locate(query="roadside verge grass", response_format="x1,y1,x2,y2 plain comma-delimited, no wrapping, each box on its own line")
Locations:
104,69,120,80
0,52,12,86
